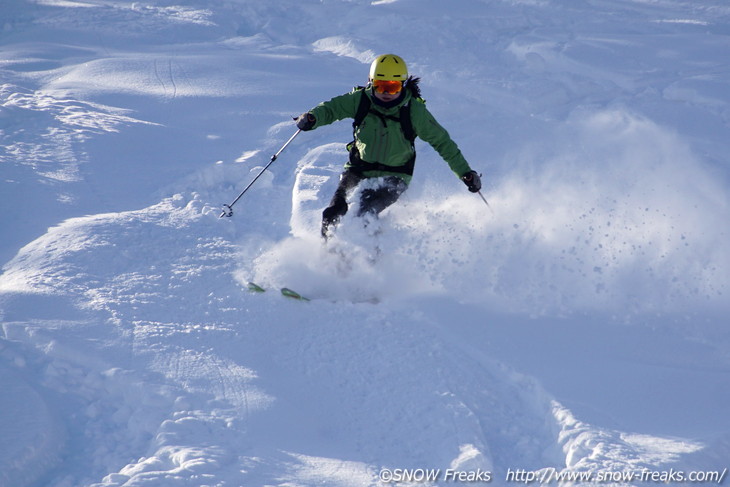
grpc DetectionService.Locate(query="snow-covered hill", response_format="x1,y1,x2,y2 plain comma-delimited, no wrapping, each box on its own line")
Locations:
1,0,729,485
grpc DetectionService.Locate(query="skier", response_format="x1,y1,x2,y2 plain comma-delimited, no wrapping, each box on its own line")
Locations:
295,54,482,238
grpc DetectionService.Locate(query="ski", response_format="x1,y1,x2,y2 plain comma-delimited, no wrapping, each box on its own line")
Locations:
247,281,266,293
246,282,310,301
280,287,310,301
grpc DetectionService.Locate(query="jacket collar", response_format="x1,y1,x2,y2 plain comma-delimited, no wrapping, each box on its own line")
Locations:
366,86,410,111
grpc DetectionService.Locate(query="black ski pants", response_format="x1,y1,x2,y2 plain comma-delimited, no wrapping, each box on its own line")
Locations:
321,168,407,238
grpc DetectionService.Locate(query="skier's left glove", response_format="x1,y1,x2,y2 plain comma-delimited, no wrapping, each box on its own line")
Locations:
461,170,482,193
295,112,316,131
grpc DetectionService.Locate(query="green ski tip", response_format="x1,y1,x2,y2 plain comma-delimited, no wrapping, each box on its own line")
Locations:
281,287,310,301
247,282,309,301
247,282,266,293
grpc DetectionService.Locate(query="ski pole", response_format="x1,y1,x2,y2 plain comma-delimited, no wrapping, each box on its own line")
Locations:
219,128,302,218
477,190,495,215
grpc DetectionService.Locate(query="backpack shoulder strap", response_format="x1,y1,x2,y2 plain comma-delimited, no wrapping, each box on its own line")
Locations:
399,102,416,145
398,77,423,145
352,87,371,136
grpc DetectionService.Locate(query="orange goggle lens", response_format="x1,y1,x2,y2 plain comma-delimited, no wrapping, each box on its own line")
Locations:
373,80,403,95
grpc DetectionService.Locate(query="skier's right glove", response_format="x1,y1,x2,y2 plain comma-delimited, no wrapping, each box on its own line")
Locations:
295,112,316,131
461,170,482,193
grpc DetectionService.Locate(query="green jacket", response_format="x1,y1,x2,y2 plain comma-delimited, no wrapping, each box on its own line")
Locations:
309,86,472,184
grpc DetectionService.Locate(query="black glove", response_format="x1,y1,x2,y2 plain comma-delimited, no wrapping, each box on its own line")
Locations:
461,170,482,193
295,112,316,131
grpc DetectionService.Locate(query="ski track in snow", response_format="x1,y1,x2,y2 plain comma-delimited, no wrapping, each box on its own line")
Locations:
1,0,730,485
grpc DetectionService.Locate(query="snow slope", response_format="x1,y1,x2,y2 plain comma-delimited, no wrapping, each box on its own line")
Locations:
1,0,729,485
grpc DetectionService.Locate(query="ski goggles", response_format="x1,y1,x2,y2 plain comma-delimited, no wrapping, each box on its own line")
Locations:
372,79,404,95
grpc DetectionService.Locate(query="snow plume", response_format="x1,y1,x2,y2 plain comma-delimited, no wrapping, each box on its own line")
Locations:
394,107,728,316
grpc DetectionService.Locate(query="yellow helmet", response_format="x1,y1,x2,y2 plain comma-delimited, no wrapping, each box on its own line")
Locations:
369,54,408,81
